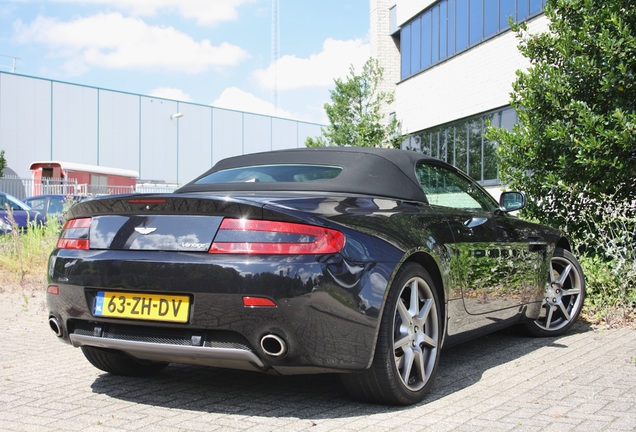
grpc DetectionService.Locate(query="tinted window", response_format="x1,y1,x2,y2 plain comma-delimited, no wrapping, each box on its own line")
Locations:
400,0,545,78
412,17,422,74
1,194,30,211
484,0,498,38
431,6,440,63
26,198,46,212
456,0,469,51
421,13,431,70
195,164,343,184
49,199,65,214
517,0,529,21
439,2,448,60
500,1,515,29
416,163,497,211
448,0,456,56
405,106,517,183
401,24,411,80
469,0,483,45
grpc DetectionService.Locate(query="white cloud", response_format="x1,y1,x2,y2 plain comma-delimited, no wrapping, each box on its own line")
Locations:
51,0,255,26
212,87,296,119
149,87,193,102
13,13,249,74
252,38,370,91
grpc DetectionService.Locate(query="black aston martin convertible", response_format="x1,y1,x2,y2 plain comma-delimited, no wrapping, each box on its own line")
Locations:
47,147,585,405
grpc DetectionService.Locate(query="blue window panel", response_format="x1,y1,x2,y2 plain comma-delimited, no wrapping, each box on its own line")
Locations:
448,0,456,56
517,0,529,21
484,0,498,38
411,17,422,74
401,24,411,80
500,0,514,30
469,0,483,45
421,12,432,69
440,1,448,60
456,0,469,51
530,0,542,14
432,6,440,63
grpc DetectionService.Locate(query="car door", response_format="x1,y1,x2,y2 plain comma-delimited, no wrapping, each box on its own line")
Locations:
416,162,546,316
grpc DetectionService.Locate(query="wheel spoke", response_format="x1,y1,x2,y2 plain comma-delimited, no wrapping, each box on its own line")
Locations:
394,334,411,351
562,287,581,296
417,298,432,323
400,348,414,384
555,263,573,286
549,267,557,284
396,299,411,325
558,302,572,321
409,280,419,315
422,333,437,349
412,347,426,383
544,304,555,329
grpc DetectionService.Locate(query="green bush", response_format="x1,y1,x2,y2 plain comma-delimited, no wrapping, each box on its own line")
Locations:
549,188,636,326
485,0,636,326
580,256,636,326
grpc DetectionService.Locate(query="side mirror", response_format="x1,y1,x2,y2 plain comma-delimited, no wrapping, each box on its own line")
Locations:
499,191,525,213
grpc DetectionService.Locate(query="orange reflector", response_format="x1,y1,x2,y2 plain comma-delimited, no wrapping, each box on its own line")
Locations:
47,285,60,295
243,297,277,307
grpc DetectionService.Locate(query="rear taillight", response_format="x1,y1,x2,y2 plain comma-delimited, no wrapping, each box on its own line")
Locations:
57,218,91,250
209,219,345,255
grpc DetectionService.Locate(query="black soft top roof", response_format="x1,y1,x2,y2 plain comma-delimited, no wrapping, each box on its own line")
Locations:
177,147,436,202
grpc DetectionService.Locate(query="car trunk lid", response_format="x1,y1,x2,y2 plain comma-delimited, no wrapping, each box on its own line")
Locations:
65,194,267,252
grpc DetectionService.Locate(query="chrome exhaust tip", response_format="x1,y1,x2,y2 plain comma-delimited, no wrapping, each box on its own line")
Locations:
48,316,63,337
260,334,287,357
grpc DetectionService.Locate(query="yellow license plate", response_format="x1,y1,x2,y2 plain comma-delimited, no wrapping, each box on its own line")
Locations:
94,291,190,323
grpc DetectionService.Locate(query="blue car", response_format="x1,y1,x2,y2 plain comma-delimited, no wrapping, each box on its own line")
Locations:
23,194,83,221
0,192,47,233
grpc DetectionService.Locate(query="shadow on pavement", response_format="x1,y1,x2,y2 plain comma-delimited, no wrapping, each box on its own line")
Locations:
89,322,592,419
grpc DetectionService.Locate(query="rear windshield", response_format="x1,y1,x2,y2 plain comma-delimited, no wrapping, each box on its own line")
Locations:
194,164,343,184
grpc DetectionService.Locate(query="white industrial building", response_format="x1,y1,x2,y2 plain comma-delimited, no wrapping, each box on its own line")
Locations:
3,1,552,195
371,0,550,187
0,71,322,186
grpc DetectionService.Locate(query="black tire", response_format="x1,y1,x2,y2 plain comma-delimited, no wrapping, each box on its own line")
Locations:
341,262,442,405
81,346,168,376
523,248,586,337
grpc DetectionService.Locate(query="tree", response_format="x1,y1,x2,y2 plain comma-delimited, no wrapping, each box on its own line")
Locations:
0,150,6,177
487,0,636,322
488,0,636,228
306,58,401,148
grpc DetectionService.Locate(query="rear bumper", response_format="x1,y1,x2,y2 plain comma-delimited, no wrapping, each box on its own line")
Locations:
47,249,394,373
69,331,268,372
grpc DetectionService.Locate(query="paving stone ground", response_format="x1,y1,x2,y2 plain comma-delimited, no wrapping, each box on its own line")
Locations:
1,287,635,432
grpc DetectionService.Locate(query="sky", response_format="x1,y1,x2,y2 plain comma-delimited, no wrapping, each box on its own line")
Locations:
0,0,371,124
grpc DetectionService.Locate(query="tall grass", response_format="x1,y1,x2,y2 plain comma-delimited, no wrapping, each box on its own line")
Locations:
534,185,636,326
577,198,636,327
0,216,61,287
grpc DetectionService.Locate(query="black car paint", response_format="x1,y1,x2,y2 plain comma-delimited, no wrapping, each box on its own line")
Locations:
49,194,405,371
47,189,562,373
